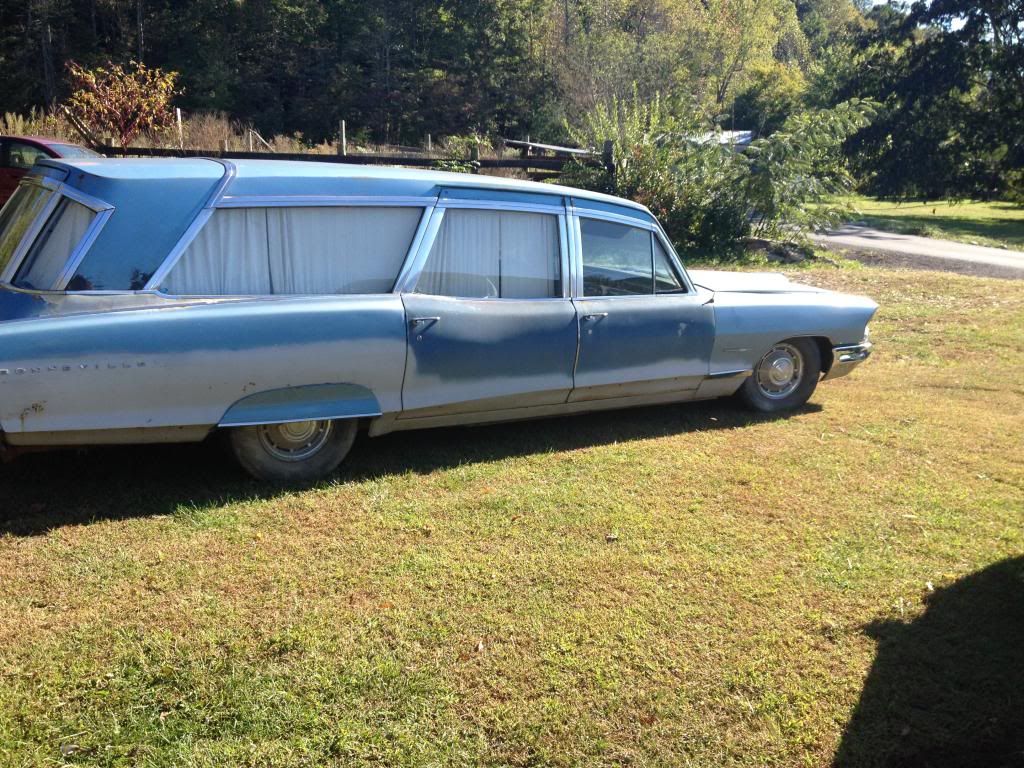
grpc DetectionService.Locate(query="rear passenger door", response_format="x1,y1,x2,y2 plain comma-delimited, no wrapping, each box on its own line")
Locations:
398,194,578,417
570,210,714,401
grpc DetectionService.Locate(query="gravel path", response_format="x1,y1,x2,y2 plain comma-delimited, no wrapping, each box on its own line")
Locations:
811,225,1024,280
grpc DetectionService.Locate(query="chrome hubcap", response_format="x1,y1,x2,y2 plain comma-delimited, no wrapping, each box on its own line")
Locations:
756,343,804,399
258,420,333,462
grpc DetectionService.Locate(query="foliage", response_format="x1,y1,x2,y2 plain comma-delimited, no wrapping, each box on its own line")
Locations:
742,98,875,239
565,92,875,257
65,60,178,147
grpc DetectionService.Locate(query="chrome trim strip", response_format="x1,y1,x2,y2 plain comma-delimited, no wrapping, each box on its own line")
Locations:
575,207,658,229
219,410,382,428
435,198,565,215
708,369,753,380
144,159,236,290
557,213,570,299
217,195,435,208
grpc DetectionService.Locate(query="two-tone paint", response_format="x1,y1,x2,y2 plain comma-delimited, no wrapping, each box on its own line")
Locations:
0,158,876,451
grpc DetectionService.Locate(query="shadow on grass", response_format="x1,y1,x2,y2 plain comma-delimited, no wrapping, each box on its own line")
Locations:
0,399,819,537
834,556,1024,768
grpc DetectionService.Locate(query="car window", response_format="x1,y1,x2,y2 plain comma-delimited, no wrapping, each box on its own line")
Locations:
581,218,653,296
5,142,50,171
0,184,54,276
48,143,101,158
161,206,423,295
415,209,561,299
654,237,685,293
11,197,96,289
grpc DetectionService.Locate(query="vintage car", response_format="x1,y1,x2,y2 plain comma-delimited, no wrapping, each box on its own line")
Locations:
0,158,875,481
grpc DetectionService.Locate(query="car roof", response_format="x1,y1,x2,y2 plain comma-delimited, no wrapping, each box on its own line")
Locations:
2,135,77,149
45,157,650,213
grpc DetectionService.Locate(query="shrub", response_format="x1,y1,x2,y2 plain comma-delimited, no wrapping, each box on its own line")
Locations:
563,92,876,260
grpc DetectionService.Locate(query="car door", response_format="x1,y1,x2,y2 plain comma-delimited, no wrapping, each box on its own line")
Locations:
399,200,578,418
0,140,51,205
570,212,714,401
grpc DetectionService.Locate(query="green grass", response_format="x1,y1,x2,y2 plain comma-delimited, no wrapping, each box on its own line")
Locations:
1,268,1022,767
842,195,1024,251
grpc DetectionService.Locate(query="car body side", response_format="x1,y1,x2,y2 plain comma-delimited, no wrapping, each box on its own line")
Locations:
0,158,876,450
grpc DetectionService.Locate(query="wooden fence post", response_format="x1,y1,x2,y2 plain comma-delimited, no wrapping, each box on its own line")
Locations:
338,120,347,156
219,139,229,154
470,143,480,174
602,139,614,176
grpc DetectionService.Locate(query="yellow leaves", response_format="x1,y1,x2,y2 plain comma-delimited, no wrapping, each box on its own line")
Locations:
64,60,180,147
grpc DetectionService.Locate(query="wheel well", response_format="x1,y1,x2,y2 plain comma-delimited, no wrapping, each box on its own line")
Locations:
807,336,834,375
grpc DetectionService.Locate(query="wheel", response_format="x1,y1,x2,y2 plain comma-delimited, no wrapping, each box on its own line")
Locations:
227,419,357,482
737,338,821,413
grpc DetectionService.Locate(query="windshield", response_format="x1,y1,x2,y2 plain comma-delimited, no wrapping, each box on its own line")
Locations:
0,185,55,278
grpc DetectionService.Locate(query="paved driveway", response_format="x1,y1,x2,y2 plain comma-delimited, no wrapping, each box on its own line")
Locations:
812,225,1024,278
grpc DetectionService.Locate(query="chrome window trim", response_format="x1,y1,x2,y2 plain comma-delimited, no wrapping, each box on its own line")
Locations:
216,195,436,208
574,207,658,230
0,175,115,288
435,198,565,216
144,159,237,290
391,206,445,294
396,201,571,301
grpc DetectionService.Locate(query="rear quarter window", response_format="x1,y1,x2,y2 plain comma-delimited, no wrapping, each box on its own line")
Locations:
161,206,423,296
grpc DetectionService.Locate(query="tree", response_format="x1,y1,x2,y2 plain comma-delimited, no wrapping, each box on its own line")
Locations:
65,60,178,146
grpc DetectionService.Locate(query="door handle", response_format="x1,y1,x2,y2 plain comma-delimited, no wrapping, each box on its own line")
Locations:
581,312,608,321
410,316,440,327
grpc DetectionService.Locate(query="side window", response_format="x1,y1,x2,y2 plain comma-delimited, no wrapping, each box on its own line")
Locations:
653,237,685,293
5,142,50,171
415,209,561,299
12,198,96,290
0,184,54,276
161,206,422,296
581,218,653,296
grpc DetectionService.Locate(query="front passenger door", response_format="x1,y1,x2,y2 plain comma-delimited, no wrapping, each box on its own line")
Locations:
571,217,714,401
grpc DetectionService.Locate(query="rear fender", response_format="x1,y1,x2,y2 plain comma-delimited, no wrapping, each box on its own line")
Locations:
218,383,382,428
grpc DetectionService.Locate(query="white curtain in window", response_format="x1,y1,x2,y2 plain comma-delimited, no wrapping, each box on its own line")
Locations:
416,209,559,299
417,209,501,298
15,198,94,290
266,206,421,294
499,211,559,298
162,208,271,295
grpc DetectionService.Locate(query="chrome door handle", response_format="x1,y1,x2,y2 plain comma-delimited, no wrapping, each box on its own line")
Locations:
581,312,608,321
410,316,440,326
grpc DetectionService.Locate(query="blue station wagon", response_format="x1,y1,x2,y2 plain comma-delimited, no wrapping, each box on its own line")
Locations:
0,158,875,480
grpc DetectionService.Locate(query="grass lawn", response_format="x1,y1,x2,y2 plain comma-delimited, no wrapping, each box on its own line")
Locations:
1,267,1022,767
843,195,1024,251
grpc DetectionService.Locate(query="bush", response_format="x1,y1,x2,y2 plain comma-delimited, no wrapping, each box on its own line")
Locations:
563,92,876,260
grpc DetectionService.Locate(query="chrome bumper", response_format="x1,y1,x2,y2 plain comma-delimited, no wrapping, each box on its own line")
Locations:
822,341,873,381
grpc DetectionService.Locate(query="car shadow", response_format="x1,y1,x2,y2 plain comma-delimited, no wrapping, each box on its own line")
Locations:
0,399,820,537
834,556,1024,768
